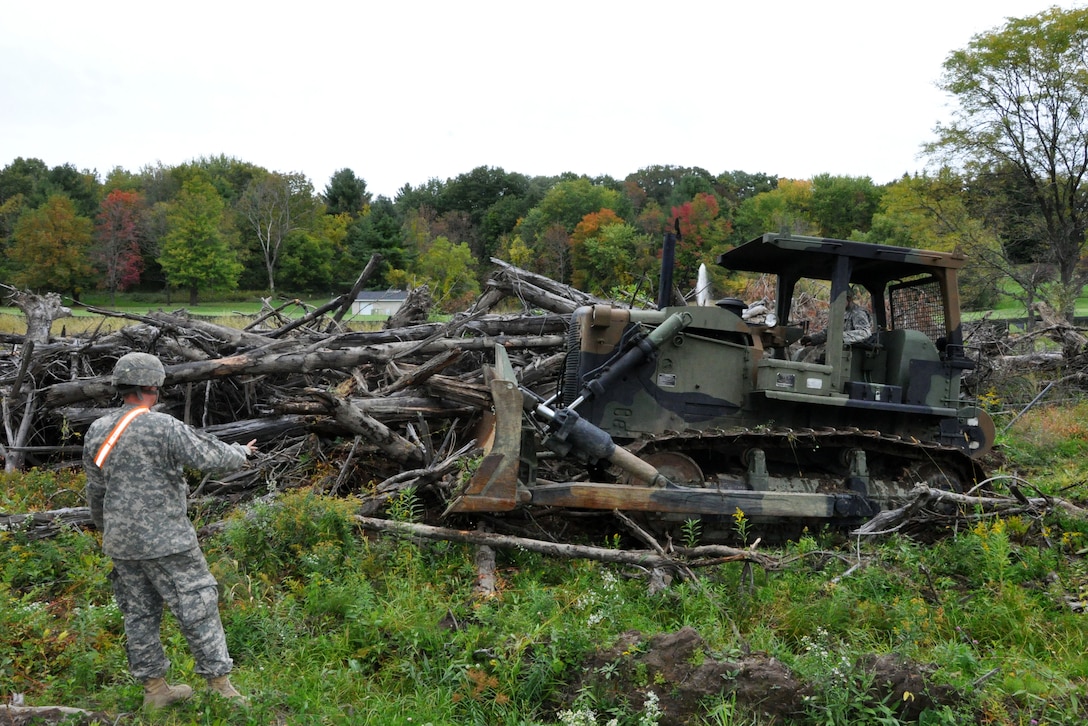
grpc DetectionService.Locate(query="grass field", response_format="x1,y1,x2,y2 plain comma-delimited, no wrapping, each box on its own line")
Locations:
0,295,392,336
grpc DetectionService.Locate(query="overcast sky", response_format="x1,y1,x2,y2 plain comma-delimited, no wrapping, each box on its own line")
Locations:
2,1,1082,199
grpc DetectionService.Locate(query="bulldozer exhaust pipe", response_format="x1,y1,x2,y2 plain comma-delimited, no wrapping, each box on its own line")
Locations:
657,218,680,309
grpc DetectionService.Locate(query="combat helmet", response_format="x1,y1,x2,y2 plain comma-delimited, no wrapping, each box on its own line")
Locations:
111,352,166,387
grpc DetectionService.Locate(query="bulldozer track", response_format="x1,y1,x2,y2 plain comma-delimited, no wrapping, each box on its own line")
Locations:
626,426,984,496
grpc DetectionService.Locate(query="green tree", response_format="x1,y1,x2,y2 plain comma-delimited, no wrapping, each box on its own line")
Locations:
480,192,536,258
389,236,480,312
137,162,183,206
347,196,406,286
315,210,353,279
102,166,145,195
0,193,26,280
394,178,444,213
237,171,320,293
0,157,50,208
865,172,1006,310
278,229,337,292
624,165,714,210
0,158,100,218
46,163,100,218
809,174,883,239
9,194,94,297
436,166,531,262
323,168,371,218
496,234,534,269
173,155,264,205
158,177,242,305
927,5,1088,319
714,170,778,208
730,178,816,244
570,209,653,295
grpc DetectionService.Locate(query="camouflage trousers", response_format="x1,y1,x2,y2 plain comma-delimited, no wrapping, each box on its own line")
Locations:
109,548,233,680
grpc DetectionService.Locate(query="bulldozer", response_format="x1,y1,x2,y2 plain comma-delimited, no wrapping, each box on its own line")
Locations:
447,231,995,540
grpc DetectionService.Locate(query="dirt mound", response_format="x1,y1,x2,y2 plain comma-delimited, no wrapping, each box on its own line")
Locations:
552,627,961,724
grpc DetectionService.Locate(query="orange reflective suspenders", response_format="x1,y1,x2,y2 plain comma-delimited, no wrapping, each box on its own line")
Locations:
93,407,149,468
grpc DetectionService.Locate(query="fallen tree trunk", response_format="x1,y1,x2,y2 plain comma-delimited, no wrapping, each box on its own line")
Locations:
324,313,569,348
488,258,604,312
0,704,110,725
353,516,780,572
0,506,93,539
325,393,425,466
41,334,565,407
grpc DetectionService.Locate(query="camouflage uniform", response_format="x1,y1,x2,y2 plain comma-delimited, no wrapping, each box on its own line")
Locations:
84,404,250,681
797,303,872,362
805,304,873,346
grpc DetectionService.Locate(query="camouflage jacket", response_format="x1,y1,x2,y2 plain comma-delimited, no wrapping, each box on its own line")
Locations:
84,405,248,560
808,305,873,346
841,305,873,345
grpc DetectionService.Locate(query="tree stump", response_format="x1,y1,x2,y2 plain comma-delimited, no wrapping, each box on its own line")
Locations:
8,289,72,344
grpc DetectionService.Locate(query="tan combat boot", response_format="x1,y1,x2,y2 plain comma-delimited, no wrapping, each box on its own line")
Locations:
143,677,194,708
207,674,248,704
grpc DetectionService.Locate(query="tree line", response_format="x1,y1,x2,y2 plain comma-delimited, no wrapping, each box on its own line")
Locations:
2,6,1087,318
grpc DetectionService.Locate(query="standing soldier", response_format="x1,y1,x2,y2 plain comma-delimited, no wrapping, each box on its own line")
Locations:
84,352,257,709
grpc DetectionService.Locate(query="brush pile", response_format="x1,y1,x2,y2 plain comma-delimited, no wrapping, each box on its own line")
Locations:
0,259,605,528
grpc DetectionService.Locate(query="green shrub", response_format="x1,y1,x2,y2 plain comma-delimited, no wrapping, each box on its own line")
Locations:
0,467,86,512
214,487,359,584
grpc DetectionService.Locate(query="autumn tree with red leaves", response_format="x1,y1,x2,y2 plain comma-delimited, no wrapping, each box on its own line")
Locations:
93,189,146,305
670,193,731,290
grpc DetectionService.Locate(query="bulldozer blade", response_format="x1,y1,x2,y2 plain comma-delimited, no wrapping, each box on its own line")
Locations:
526,481,879,520
444,347,523,513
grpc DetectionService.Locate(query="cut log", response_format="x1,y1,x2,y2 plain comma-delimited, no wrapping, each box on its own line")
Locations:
473,522,498,598
324,392,425,466
326,313,568,348
0,506,93,539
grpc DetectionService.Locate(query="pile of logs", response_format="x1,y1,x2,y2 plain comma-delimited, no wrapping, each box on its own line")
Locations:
0,258,600,522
